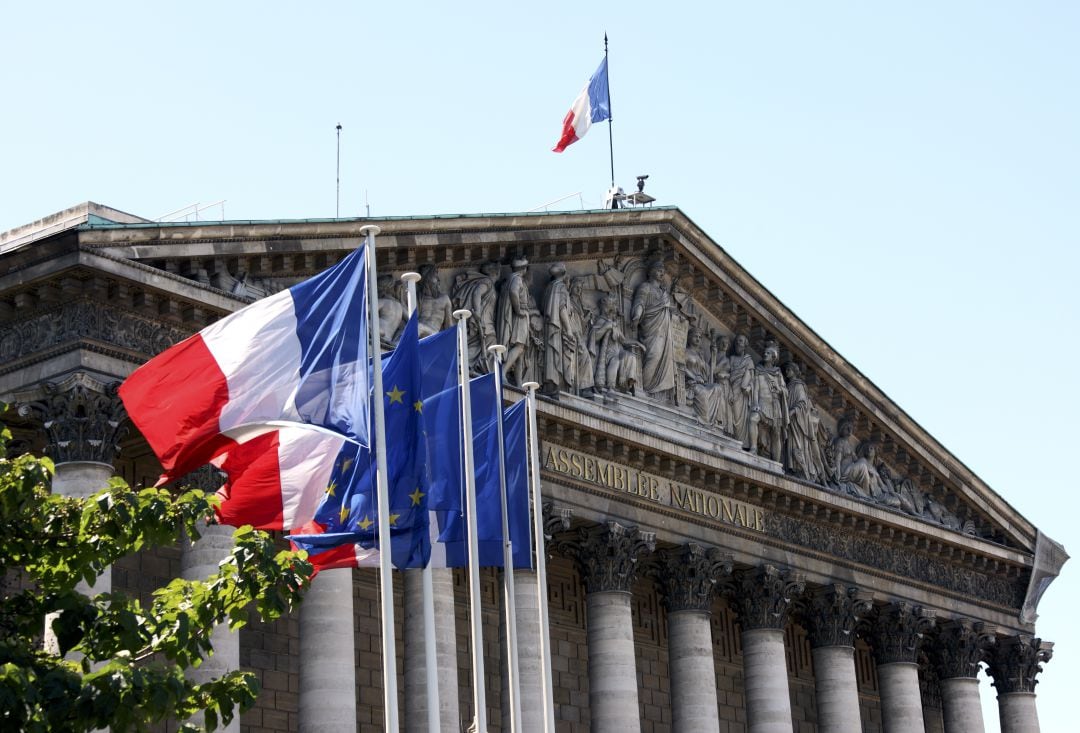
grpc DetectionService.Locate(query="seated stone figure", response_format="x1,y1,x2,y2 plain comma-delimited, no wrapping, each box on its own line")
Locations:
588,292,643,395
838,441,901,508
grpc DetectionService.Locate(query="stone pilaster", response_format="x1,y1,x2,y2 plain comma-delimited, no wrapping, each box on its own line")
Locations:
933,620,994,733
870,602,935,733
732,566,805,733
804,585,871,732
657,544,732,733
988,635,1053,733
562,521,655,733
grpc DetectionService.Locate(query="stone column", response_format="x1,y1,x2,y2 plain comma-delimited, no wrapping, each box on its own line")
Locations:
731,565,805,733
932,620,995,733
987,635,1053,733
561,521,655,733
23,376,126,655
181,522,240,733
804,584,871,732
656,543,733,733
300,568,356,732
503,504,572,732
404,567,460,732
921,662,944,733
870,602,935,733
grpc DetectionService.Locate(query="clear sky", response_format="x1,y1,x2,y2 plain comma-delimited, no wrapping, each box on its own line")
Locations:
3,2,1077,729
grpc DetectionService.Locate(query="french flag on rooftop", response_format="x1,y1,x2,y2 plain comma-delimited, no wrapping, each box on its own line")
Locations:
119,246,369,484
552,56,611,153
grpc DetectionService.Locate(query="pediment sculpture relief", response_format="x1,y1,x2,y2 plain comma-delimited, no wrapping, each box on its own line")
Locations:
382,255,977,536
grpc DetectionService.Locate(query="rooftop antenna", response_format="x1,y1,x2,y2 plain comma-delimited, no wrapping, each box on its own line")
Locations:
336,123,343,218
365,189,370,218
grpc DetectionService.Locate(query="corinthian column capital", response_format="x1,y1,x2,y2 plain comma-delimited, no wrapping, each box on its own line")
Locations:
656,543,733,613
870,602,936,665
988,634,1053,694
933,619,995,680
805,583,873,649
732,564,805,631
17,373,127,465
560,520,655,594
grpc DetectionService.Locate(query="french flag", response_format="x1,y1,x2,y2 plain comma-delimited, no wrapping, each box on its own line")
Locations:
119,246,369,484
213,427,347,531
552,56,610,153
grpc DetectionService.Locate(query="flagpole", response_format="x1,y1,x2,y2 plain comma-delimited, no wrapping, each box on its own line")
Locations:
455,309,488,733
362,224,400,732
488,345,522,732
402,270,441,733
523,381,556,733
605,33,615,188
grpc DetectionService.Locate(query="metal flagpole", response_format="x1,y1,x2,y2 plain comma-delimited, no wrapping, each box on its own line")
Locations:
402,271,441,733
362,224,400,732
522,382,556,733
454,309,488,733
488,345,522,732
604,34,615,189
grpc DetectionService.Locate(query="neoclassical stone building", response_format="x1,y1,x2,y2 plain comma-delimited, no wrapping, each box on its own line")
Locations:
0,202,1067,732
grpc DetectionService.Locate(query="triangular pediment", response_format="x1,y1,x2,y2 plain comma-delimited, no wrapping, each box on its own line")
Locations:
1,208,1037,556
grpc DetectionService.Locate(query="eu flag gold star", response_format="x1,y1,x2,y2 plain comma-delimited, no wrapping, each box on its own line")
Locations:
414,399,423,413
339,504,350,524
357,516,374,531
389,512,401,527
325,480,337,497
341,457,353,472
386,385,406,404
409,487,425,506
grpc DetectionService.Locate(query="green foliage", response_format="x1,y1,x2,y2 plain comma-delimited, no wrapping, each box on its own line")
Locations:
0,409,313,731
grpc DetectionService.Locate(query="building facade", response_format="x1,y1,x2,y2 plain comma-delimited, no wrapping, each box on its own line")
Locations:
0,202,1067,732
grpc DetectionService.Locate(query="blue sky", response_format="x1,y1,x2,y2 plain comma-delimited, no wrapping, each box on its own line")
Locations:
3,2,1077,729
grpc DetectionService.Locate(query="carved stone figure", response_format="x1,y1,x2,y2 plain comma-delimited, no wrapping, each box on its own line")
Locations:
682,327,732,430
749,341,788,462
569,277,596,397
588,292,642,395
541,263,580,396
838,441,900,507
728,334,755,449
828,418,857,486
711,334,735,436
496,257,533,385
451,261,501,374
417,265,454,338
782,362,829,484
377,274,406,346
629,260,679,401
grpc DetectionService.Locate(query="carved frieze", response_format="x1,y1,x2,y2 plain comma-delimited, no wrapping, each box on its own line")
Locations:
17,373,127,464
932,619,995,680
870,602,935,665
731,565,805,631
767,513,1025,609
987,635,1053,694
655,543,733,613
0,300,192,368
803,584,872,649
558,521,655,594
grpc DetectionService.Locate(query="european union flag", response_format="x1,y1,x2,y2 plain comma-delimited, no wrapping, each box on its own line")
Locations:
291,314,459,569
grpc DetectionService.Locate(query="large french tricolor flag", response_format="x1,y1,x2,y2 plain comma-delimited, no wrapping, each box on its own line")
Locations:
119,246,369,484
552,56,611,153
